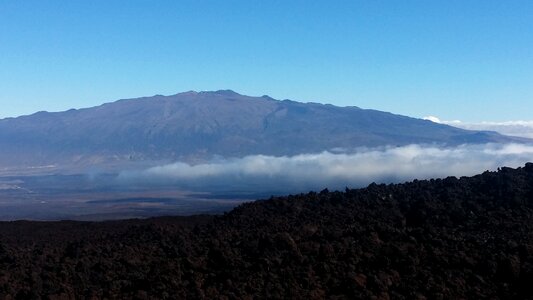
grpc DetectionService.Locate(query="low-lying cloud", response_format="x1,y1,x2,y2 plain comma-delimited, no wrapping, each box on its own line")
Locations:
424,116,533,139
120,143,533,194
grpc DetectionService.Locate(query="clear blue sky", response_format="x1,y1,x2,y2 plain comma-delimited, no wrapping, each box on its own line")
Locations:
1,0,532,121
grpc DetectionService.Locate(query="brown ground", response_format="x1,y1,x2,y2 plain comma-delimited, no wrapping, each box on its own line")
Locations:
1,163,533,299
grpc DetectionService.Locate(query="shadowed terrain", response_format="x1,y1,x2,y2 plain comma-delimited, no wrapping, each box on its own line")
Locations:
0,163,532,299
0,173,253,221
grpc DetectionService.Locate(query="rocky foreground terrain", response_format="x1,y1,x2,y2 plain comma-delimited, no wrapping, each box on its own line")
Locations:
1,163,533,299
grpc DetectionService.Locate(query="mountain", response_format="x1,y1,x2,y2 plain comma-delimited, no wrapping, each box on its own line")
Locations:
0,90,527,173
1,163,532,298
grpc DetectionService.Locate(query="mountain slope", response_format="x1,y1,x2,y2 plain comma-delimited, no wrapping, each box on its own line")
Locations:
0,90,526,172
0,164,532,298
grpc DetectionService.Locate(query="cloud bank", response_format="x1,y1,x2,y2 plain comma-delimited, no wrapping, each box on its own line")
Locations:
424,116,533,139
120,144,533,194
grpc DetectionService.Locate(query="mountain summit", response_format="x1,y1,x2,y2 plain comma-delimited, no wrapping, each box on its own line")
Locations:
0,90,527,173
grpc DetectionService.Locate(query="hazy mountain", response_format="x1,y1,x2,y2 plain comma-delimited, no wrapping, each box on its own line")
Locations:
0,90,527,173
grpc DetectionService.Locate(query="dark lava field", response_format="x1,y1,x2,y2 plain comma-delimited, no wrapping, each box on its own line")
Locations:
1,163,533,299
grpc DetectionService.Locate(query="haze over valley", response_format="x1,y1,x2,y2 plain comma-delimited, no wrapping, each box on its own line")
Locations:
0,90,531,220
3,2,533,298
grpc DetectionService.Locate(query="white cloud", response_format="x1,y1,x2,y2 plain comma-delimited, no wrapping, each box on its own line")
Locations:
120,144,533,194
424,116,533,139
423,116,442,123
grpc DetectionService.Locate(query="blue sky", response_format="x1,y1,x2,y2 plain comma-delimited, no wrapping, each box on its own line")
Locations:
0,1,532,121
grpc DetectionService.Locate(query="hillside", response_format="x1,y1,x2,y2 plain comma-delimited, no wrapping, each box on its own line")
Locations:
0,90,526,174
0,164,532,299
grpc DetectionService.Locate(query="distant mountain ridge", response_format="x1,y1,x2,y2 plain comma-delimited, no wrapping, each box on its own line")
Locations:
0,90,528,174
